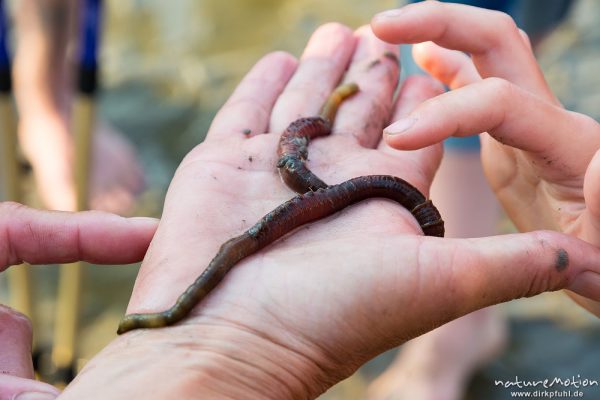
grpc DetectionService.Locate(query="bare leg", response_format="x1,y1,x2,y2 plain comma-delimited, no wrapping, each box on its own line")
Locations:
13,0,144,213
368,147,508,400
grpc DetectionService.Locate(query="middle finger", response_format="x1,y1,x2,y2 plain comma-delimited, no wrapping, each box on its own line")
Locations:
269,23,357,133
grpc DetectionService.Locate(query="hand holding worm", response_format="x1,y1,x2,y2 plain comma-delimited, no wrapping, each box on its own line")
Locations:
56,25,600,399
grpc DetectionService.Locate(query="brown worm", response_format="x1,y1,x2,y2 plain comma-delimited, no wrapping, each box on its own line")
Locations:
117,83,444,334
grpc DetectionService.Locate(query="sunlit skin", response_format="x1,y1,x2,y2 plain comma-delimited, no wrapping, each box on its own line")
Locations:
2,4,600,398
0,203,157,398
371,1,600,316
51,25,600,400
13,0,144,213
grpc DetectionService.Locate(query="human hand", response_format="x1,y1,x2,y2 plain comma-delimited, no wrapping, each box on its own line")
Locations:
371,1,600,316
57,25,600,399
0,202,157,399
371,2,600,241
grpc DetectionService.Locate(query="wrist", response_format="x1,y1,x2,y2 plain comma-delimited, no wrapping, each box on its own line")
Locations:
61,318,337,400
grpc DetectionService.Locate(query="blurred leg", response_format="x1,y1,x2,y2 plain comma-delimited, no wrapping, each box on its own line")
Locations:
13,0,144,213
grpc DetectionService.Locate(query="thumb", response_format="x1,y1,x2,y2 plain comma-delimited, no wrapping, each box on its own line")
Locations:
395,231,600,338
0,306,60,399
441,231,600,309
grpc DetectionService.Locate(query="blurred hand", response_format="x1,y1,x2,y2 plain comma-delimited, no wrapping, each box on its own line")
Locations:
371,1,600,315
0,202,157,399
57,25,600,399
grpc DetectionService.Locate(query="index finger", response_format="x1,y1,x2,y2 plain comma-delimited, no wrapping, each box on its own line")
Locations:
206,51,298,140
371,2,557,103
0,203,157,269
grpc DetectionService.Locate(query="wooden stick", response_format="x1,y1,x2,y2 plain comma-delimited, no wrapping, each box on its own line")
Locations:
51,0,101,384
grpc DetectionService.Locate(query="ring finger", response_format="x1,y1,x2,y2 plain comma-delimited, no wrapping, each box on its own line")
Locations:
268,23,357,134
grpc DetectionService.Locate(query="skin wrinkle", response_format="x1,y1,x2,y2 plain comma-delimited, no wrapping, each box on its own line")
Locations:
260,312,344,396
2,212,19,269
431,9,451,49
479,10,521,57
253,246,369,383
357,98,392,148
177,349,288,399
403,236,427,314
528,233,570,295
194,315,328,399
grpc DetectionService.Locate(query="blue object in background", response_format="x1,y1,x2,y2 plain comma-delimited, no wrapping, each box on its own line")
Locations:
79,0,101,69
0,0,11,93
0,0,9,68
78,0,102,95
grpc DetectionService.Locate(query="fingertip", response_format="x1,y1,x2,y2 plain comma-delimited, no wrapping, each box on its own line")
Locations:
384,115,434,152
129,216,160,231
354,24,373,37
314,21,354,38
370,10,403,44
371,3,420,41
582,148,600,244
0,305,32,338
259,51,298,72
391,75,444,126
584,148,600,215
412,42,480,89
305,22,355,54
411,41,436,65
384,76,445,150
251,51,298,82
518,28,533,50
0,305,34,379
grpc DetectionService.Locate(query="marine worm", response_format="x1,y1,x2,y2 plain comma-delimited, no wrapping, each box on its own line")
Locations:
117,82,444,334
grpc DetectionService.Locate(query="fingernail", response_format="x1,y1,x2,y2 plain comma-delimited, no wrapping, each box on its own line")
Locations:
384,117,417,135
373,8,404,20
14,392,57,400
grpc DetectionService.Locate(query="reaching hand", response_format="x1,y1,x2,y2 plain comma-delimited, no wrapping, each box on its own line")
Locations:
57,25,600,400
371,2,600,315
0,202,156,399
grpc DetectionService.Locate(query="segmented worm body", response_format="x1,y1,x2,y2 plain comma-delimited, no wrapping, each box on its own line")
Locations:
117,83,444,335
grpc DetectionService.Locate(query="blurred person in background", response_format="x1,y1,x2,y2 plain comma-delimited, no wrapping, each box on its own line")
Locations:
11,0,144,213
368,1,574,399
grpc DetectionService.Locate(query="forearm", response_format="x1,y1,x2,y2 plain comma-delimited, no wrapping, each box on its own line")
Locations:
59,322,332,400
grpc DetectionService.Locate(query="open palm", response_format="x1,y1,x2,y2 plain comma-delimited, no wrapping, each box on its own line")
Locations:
60,24,600,400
